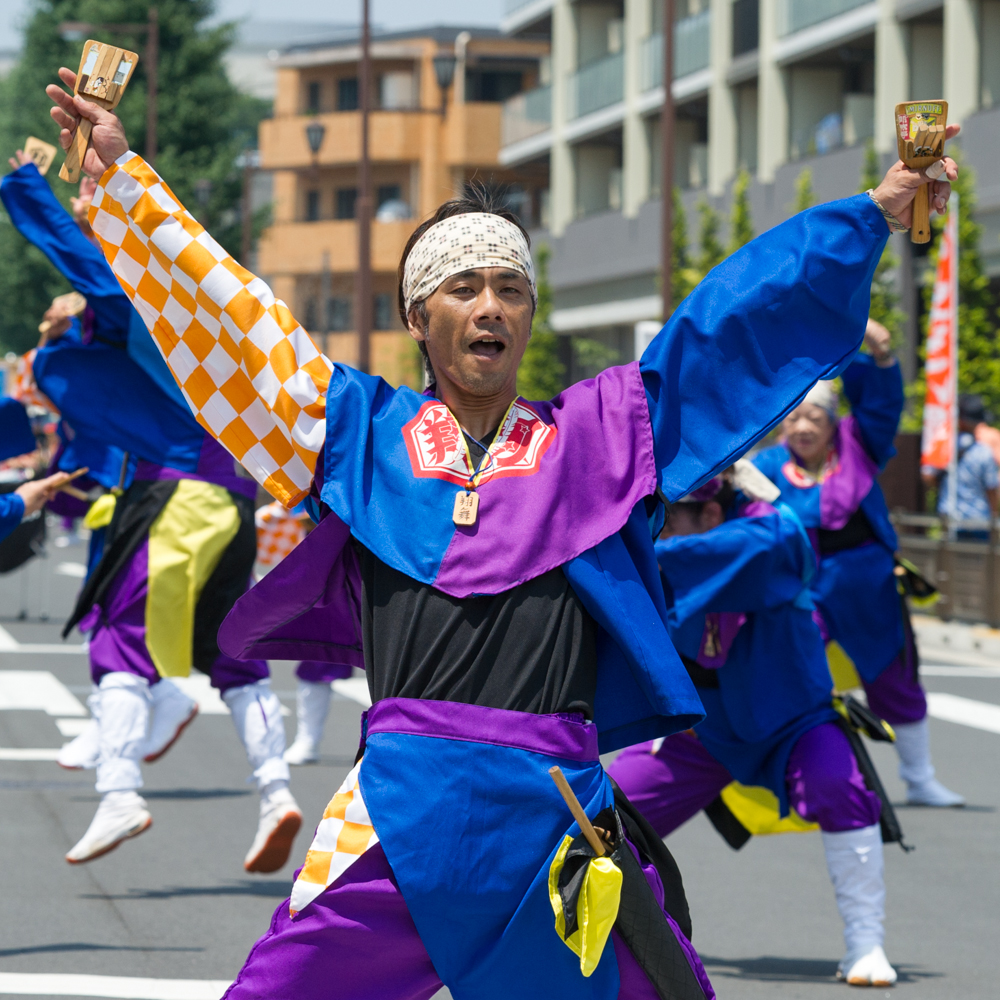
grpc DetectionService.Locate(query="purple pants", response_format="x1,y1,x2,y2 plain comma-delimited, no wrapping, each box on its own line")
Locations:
226,844,710,1000
82,539,268,696
295,661,353,684
862,650,926,724
608,723,882,838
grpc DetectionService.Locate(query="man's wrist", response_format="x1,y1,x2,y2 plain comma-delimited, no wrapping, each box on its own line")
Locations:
866,189,908,233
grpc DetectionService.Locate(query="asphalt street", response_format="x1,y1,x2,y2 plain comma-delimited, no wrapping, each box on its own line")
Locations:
0,527,997,999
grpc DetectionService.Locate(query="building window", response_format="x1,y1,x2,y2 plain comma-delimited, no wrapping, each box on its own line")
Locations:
376,184,402,208
336,188,358,219
465,70,523,102
305,189,321,221
338,78,359,111
306,81,322,114
304,297,318,330
328,297,353,332
732,0,759,56
374,293,393,331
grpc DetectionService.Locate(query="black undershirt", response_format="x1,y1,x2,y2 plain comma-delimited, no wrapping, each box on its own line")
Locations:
354,425,599,717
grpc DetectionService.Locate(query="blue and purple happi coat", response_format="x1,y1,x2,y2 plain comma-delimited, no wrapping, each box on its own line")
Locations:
221,193,891,754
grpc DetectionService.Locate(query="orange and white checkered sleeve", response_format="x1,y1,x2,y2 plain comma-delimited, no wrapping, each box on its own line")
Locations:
87,152,331,507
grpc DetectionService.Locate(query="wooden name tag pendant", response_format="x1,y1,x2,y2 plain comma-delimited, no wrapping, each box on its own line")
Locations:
894,100,948,245
24,136,58,176
453,490,480,526
59,40,139,184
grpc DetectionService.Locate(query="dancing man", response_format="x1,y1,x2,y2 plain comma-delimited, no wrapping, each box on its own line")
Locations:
45,65,955,1000
609,465,900,986
754,320,964,807
1,151,302,870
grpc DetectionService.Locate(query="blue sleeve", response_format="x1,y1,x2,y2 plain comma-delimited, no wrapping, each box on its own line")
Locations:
752,444,788,485
840,353,904,467
0,493,25,540
32,338,206,471
0,163,132,343
640,193,889,501
0,397,36,463
655,513,809,631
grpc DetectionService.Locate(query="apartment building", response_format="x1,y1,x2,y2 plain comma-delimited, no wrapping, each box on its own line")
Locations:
500,0,1000,383
257,26,549,387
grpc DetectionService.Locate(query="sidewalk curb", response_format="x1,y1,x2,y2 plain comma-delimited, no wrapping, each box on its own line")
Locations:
913,614,1000,662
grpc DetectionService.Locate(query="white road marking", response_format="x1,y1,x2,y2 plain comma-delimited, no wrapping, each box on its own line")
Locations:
0,626,88,655
56,718,93,736
0,972,230,999
0,671,86,716
922,665,1000,677
169,675,229,715
333,676,372,708
927,692,1000,734
0,625,19,651
56,561,88,578
0,748,62,761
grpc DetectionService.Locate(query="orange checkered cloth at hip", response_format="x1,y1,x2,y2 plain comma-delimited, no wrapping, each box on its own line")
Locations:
255,500,308,573
87,152,332,507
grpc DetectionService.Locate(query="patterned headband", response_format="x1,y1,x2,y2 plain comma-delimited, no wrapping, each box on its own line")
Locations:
402,212,536,313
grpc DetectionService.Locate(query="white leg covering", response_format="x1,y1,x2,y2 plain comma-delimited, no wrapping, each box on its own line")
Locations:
284,680,331,765
222,680,290,791
94,673,151,794
58,687,102,770
893,718,965,807
822,824,896,985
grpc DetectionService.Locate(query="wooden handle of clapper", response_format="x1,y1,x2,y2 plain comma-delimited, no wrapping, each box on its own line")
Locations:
549,766,606,856
911,183,931,244
58,117,93,184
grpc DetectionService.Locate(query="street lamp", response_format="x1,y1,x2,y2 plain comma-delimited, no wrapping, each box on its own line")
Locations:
433,52,458,117
305,121,326,156
660,0,675,322
58,7,159,167
236,148,261,267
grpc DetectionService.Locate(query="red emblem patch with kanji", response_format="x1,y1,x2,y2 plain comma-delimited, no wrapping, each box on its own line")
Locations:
402,399,556,486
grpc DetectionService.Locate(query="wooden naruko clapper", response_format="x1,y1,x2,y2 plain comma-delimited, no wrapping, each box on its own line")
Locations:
894,100,948,244
24,136,58,176
59,40,139,184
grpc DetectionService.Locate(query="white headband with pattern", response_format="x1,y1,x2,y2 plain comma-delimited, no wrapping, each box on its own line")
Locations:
402,212,536,313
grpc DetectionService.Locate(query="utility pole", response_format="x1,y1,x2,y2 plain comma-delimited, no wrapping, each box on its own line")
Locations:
356,0,373,374
145,7,159,166
660,0,674,321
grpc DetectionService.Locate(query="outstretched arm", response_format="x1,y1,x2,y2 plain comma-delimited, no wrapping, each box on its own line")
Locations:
46,68,331,506
0,154,133,343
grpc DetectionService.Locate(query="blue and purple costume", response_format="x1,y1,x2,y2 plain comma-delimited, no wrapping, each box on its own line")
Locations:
0,396,37,540
89,148,890,1000
754,356,925,724
608,497,881,838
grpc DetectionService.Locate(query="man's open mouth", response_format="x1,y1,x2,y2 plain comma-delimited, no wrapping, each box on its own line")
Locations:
469,337,505,357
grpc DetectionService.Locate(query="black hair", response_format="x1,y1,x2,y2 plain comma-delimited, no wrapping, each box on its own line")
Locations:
396,184,532,383
667,482,737,521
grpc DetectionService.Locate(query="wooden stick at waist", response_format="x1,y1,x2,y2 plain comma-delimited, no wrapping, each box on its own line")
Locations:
549,765,606,857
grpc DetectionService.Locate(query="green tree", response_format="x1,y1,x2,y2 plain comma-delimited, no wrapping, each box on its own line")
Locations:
695,197,725,277
669,187,699,309
793,168,815,212
906,152,1000,428
0,0,268,354
517,243,565,400
857,141,905,348
728,169,754,254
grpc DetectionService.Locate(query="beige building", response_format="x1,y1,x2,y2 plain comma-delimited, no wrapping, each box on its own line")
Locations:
257,26,549,388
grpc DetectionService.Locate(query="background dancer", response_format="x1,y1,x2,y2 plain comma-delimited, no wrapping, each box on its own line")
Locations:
1,153,301,870
609,467,899,987
755,320,964,807
46,68,954,1000
254,500,355,765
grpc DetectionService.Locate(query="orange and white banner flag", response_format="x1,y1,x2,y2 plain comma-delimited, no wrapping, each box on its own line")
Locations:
921,199,959,470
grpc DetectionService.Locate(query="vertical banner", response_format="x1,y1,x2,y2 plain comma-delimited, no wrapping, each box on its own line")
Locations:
921,194,960,490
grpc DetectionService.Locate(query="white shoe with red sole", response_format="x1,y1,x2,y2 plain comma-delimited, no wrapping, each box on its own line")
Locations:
244,787,302,873
143,681,199,763
66,791,152,864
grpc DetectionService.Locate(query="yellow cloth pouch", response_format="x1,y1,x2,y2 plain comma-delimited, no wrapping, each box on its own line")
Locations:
719,782,818,836
83,493,117,530
548,835,623,977
145,479,240,677
826,640,863,693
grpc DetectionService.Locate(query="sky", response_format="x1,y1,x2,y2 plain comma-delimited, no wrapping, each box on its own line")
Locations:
0,0,505,51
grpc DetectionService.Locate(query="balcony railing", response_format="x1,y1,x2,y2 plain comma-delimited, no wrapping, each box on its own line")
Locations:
501,85,552,146
640,10,711,92
778,0,871,36
568,51,624,119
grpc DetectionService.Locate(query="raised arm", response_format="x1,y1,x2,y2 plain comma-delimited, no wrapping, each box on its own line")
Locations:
0,159,133,343
642,143,958,503
840,326,904,468
45,68,331,506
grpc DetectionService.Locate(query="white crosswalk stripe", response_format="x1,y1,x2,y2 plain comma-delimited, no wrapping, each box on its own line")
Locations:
0,972,231,999
927,692,1000,735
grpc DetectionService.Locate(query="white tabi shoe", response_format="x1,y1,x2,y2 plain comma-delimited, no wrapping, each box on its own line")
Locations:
283,680,332,765
58,689,101,770
244,784,302,874
58,720,100,770
143,680,199,763
837,945,898,987
894,719,965,807
66,790,152,864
